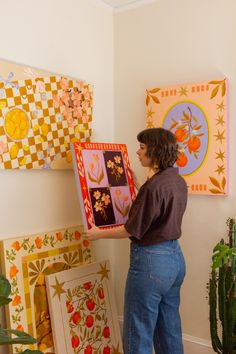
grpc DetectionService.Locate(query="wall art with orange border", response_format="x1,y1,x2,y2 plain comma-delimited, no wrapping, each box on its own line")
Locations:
146,78,228,195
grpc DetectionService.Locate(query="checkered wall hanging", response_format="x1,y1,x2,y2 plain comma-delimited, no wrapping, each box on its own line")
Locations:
0,59,93,169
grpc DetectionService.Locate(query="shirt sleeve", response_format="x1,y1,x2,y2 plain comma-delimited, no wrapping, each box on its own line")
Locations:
124,185,161,239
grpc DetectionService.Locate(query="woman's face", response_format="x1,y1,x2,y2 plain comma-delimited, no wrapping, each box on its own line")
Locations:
136,143,152,168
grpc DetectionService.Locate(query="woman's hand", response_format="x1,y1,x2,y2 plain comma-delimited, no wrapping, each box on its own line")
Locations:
83,224,103,241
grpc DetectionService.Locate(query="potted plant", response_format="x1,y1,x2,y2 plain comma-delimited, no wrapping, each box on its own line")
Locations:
0,274,43,354
208,217,236,353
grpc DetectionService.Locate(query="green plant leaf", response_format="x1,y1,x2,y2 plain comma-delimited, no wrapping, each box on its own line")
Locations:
0,328,37,345
0,275,11,299
212,243,233,269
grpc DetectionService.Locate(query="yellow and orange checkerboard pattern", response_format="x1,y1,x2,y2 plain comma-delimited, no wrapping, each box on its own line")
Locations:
0,75,93,169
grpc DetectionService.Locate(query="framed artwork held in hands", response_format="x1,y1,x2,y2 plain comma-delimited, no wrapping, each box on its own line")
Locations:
71,142,136,230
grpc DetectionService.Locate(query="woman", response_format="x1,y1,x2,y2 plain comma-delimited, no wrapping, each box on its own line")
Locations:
84,127,188,354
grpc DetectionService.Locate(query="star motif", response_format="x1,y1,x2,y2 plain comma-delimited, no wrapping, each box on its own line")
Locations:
51,277,66,300
112,343,123,354
214,130,225,144
97,262,110,280
178,87,188,96
215,149,225,161
146,108,155,119
147,119,154,128
216,115,225,126
216,101,225,111
215,164,225,175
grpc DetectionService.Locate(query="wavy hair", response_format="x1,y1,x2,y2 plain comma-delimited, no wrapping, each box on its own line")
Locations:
137,128,178,170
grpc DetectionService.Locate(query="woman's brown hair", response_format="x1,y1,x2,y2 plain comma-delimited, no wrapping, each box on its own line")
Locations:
137,128,178,170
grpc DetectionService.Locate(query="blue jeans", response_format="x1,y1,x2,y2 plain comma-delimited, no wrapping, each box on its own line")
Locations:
123,240,186,354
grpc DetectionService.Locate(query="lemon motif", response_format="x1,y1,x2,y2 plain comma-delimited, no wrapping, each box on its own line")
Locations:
5,108,29,141
10,143,19,159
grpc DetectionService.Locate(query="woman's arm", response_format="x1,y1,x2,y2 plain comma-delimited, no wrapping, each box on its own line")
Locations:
83,224,131,241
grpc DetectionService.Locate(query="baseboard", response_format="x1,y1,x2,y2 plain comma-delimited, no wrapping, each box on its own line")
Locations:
118,316,214,354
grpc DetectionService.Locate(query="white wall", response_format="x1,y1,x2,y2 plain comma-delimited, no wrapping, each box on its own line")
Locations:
0,1,113,353
114,0,236,346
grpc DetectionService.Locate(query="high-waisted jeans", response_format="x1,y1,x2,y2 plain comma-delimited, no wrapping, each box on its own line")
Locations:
123,240,186,354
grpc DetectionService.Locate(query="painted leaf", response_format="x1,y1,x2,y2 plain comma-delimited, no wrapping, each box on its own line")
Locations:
210,85,219,99
183,111,190,120
123,205,130,217
209,188,223,194
150,95,160,104
209,176,221,189
209,80,221,84
221,176,226,190
221,81,226,97
97,169,104,184
149,88,160,94
114,201,123,216
88,171,98,183
146,95,150,106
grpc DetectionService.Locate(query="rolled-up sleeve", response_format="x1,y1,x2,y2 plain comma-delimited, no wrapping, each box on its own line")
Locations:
124,186,161,240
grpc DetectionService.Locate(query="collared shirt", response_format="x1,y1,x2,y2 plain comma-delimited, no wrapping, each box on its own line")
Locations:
125,167,188,246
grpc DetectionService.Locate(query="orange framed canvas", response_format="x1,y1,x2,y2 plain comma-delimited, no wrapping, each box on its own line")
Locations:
46,260,123,354
146,78,228,195
0,226,93,354
0,59,93,169
71,142,136,230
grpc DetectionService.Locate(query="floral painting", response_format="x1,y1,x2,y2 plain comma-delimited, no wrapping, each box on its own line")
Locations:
0,226,93,354
146,78,228,195
0,59,93,169
71,142,136,229
45,260,123,354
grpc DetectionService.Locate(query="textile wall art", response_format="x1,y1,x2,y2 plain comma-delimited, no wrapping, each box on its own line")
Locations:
0,59,93,169
71,142,136,230
0,225,93,354
146,78,228,195
45,260,123,354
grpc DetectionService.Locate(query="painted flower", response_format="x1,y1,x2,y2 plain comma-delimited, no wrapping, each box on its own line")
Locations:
103,346,111,354
93,191,101,200
12,240,20,251
86,299,95,311
117,167,123,174
9,265,19,279
12,294,21,306
60,77,69,90
83,240,90,248
94,201,102,212
83,281,92,290
101,193,111,206
114,155,121,164
93,154,99,162
35,236,43,249
16,325,24,332
97,287,104,300
71,311,81,325
84,345,93,354
0,141,8,154
107,160,114,168
75,231,81,240
115,189,122,197
89,163,95,171
56,232,63,241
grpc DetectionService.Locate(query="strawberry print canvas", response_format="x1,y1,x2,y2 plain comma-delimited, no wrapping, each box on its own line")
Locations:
146,78,228,195
45,260,123,354
0,225,93,354
71,142,136,229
